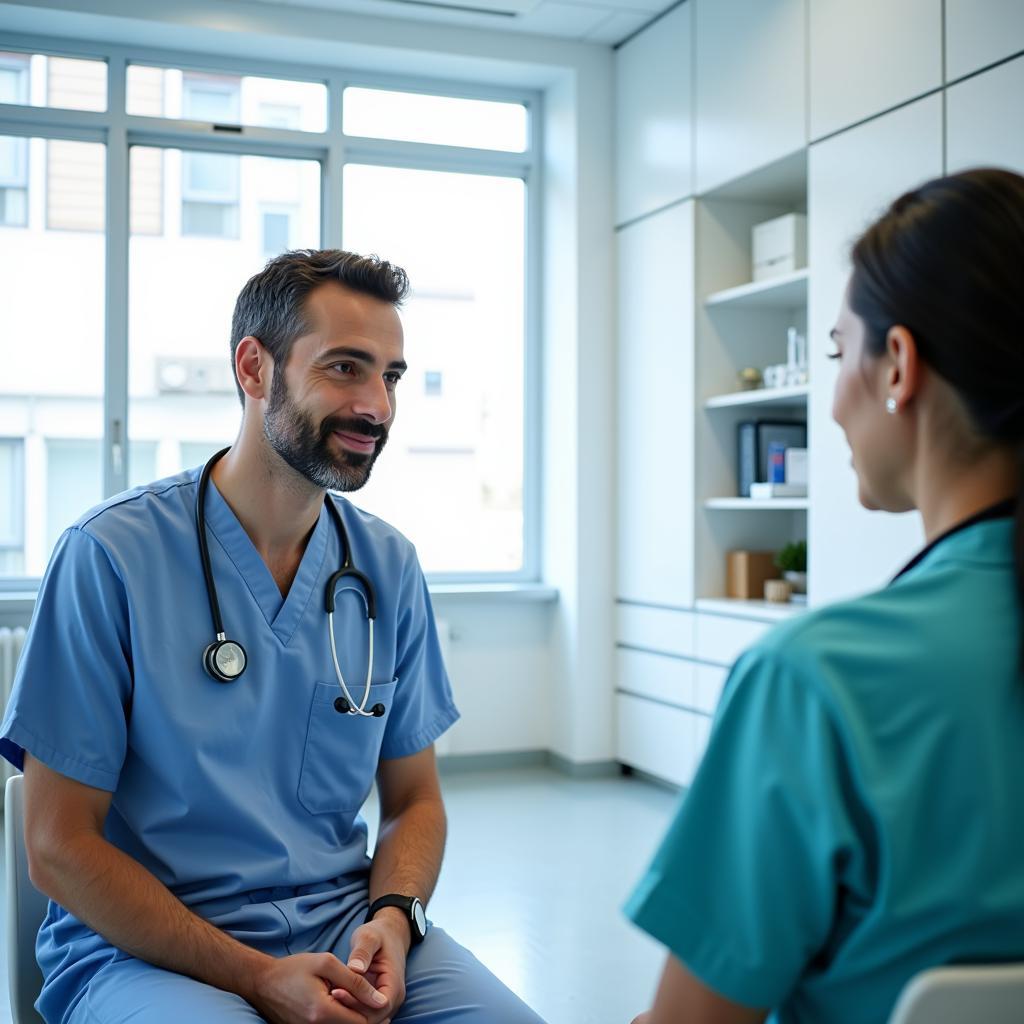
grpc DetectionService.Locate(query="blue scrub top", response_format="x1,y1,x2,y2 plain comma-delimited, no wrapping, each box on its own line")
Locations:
0,468,459,1016
626,517,1024,1023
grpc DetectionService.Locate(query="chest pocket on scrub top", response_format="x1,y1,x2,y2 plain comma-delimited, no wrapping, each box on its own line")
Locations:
298,679,399,815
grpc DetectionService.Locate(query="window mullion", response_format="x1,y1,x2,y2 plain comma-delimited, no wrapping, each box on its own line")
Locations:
323,73,345,248
104,54,129,498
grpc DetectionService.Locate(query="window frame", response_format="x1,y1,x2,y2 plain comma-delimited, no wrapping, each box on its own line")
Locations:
0,34,543,587
0,438,25,554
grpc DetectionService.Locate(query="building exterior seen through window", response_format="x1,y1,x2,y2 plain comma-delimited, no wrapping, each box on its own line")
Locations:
0,53,531,580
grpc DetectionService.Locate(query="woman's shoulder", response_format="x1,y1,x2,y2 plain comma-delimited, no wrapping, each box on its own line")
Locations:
737,554,1018,716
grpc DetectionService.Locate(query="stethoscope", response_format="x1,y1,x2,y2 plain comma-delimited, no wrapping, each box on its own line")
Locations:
196,448,385,717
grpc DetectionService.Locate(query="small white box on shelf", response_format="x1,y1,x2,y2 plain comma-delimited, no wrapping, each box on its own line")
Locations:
785,447,808,486
749,482,808,499
752,213,807,282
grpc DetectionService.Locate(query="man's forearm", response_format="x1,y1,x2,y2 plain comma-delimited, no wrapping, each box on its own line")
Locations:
368,795,447,906
32,830,271,1001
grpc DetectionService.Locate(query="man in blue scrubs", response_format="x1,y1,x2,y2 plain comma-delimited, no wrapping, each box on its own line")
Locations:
0,250,545,1024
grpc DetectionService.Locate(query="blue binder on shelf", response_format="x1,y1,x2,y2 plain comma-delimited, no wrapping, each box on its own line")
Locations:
737,420,807,497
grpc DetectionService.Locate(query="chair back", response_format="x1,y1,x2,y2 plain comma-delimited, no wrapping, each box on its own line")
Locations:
888,964,1024,1024
5,774,48,1024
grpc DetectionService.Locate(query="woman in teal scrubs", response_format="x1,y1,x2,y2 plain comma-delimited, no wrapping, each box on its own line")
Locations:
626,167,1024,1024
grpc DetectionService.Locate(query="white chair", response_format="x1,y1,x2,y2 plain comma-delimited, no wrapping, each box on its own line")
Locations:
888,963,1024,1024
5,773,48,1024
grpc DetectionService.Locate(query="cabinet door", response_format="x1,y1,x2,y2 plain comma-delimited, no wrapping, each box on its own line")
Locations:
807,96,942,606
617,693,710,787
809,0,942,140
947,56,1024,174
617,201,695,608
615,2,693,226
694,0,807,194
616,648,696,708
946,0,1024,82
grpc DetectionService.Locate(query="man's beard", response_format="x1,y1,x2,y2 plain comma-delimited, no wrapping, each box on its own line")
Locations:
263,370,388,492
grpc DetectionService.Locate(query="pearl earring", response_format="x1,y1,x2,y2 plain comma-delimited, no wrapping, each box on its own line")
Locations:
886,397,897,414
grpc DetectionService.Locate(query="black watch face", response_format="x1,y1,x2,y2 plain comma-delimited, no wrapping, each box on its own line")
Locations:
411,898,427,937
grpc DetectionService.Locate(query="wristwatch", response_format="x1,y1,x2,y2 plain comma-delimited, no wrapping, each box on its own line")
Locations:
366,894,427,945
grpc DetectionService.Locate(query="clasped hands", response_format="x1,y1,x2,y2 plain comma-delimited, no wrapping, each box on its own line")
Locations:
249,914,409,1024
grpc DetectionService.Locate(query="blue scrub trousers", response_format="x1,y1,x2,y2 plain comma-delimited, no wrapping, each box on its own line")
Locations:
66,890,544,1024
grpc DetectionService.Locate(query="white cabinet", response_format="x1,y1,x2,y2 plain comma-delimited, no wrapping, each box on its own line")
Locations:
617,694,710,788
616,648,695,707
614,2,693,226
809,0,942,140
694,0,807,194
695,612,770,667
617,201,695,608
946,56,1024,174
946,0,1024,82
617,604,696,658
807,96,941,606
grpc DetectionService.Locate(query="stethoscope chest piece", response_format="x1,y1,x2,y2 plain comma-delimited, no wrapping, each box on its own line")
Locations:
204,637,248,683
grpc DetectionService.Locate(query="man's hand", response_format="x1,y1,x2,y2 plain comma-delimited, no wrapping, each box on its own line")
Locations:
248,951,388,1024
630,1014,652,1024
329,912,410,1024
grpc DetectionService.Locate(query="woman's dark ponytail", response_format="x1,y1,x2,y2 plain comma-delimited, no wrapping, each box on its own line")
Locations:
849,168,1024,665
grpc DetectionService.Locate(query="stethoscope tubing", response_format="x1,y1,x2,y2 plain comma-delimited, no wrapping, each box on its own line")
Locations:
196,448,382,716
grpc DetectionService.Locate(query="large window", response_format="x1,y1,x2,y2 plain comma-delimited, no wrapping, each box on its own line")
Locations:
0,46,536,583
0,132,106,577
343,164,526,574
129,147,322,481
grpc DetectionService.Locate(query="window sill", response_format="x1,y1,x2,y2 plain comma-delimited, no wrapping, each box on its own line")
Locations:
429,582,558,603
0,582,560,623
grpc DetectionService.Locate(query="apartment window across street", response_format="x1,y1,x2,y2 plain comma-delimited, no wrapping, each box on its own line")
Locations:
0,46,537,583
181,75,241,238
0,55,29,227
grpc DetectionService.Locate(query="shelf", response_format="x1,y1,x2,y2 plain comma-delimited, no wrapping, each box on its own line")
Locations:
704,268,808,310
696,597,806,623
705,384,809,409
705,497,809,510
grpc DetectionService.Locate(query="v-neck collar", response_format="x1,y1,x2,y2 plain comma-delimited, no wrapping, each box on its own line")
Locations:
891,498,1016,584
202,478,331,646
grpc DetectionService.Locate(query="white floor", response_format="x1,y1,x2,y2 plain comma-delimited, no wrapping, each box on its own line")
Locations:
0,766,679,1024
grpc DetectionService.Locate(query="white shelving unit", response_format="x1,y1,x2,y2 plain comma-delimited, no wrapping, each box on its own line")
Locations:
692,151,810,613
705,497,809,511
704,267,808,310
695,597,804,623
705,383,808,409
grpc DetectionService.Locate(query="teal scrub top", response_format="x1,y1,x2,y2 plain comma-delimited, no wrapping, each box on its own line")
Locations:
626,515,1024,1024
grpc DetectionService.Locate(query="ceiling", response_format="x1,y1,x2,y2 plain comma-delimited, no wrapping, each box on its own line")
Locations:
246,0,676,46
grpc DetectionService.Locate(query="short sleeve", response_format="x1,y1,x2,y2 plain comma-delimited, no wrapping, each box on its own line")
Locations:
378,551,459,760
625,647,868,1009
0,527,133,791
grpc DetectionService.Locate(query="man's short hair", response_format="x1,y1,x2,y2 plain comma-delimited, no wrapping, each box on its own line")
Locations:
229,249,411,404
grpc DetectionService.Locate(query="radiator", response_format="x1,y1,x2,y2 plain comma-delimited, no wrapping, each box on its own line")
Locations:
0,625,26,800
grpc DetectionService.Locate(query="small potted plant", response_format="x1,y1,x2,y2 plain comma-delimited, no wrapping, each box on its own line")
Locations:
776,540,807,595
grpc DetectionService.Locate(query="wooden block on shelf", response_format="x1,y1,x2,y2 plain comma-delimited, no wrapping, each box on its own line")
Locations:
726,550,777,600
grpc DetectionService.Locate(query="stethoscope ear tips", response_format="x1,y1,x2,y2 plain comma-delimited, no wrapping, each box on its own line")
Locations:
370,703,385,718
203,639,247,683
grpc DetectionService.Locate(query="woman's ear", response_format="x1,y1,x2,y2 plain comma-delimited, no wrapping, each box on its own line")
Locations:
884,324,921,414
235,336,272,403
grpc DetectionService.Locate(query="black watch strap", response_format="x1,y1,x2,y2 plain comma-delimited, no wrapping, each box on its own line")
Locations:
366,894,427,945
